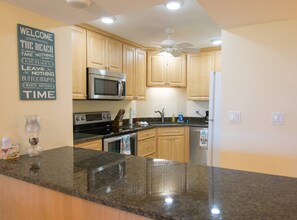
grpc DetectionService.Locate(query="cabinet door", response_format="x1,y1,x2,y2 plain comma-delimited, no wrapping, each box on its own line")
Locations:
187,52,213,100
123,44,135,100
75,139,102,151
214,50,222,72
157,136,172,160
87,31,106,69
71,26,87,100
138,137,156,157
171,136,185,163
167,54,186,87
135,49,146,100
147,52,167,86
106,38,122,72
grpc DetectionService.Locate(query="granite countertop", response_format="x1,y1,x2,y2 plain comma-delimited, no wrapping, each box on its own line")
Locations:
0,147,296,219
74,120,208,144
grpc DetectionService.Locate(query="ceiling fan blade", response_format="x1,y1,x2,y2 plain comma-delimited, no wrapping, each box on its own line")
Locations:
180,48,200,53
175,42,194,48
170,51,182,57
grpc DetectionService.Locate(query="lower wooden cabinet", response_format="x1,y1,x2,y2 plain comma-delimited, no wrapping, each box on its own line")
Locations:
137,128,156,157
156,127,189,163
74,139,102,151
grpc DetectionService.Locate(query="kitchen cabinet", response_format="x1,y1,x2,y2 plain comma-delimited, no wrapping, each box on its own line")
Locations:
137,128,156,158
87,30,122,72
157,127,189,163
71,26,87,100
74,139,102,151
123,44,146,100
187,48,221,100
147,51,186,87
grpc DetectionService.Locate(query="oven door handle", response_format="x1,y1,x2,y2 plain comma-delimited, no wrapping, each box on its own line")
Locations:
104,136,123,144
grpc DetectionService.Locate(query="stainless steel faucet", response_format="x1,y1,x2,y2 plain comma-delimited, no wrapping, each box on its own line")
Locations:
154,108,165,123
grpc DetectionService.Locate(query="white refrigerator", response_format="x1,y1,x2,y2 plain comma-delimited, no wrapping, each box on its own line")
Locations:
208,71,221,166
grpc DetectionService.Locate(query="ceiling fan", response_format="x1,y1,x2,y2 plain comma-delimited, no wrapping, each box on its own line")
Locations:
152,28,199,57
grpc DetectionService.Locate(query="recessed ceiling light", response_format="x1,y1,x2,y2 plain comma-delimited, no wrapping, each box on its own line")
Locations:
166,0,183,10
101,17,116,24
211,39,222,45
66,0,91,9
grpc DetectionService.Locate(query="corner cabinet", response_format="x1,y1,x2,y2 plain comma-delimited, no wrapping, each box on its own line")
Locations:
123,44,146,100
71,26,87,100
137,128,156,158
87,30,122,73
147,51,186,87
187,48,221,100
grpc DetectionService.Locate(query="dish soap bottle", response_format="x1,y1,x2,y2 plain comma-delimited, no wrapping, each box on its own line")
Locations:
172,114,176,122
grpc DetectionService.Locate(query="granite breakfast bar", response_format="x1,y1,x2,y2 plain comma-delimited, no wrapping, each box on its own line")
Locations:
0,147,296,220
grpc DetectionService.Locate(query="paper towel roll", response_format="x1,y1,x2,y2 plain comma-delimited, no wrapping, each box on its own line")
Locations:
129,108,133,125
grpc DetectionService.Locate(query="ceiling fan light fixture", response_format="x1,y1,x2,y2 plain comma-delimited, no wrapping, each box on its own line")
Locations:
66,0,91,9
211,39,222,45
166,0,183,10
101,17,117,24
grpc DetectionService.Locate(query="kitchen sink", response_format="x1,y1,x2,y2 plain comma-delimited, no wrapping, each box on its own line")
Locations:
149,122,185,126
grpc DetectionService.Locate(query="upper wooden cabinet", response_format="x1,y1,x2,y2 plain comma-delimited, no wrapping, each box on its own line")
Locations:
71,26,87,100
87,30,122,73
187,48,221,100
123,44,146,100
147,51,186,87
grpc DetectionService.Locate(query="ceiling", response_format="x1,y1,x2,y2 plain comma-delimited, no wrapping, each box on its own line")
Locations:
3,0,221,49
4,0,297,48
198,0,297,29
87,0,221,48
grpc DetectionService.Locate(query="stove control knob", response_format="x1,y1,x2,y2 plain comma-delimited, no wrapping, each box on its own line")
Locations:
103,114,107,119
107,114,111,118
81,116,85,121
75,117,80,121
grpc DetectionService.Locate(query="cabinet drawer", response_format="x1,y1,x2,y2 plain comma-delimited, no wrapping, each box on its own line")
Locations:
138,128,156,141
158,127,184,136
75,139,102,151
138,138,156,157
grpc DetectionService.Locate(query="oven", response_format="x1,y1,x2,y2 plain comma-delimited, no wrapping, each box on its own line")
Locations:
87,67,126,100
103,133,137,155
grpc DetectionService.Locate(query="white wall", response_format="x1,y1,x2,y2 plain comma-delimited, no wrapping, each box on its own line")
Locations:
220,19,297,177
73,88,209,119
0,2,73,154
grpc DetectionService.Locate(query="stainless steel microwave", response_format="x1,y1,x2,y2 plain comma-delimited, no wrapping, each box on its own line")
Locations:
87,67,126,100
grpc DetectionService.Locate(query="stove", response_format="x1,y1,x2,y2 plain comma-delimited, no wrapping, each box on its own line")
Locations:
73,111,137,155
73,111,112,135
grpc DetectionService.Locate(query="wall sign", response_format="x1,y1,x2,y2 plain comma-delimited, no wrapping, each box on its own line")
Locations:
17,24,56,100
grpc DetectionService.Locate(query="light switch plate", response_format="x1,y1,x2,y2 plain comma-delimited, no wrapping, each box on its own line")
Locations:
228,111,241,123
272,112,285,125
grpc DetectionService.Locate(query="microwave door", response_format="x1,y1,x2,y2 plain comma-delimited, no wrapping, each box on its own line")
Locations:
89,74,120,99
